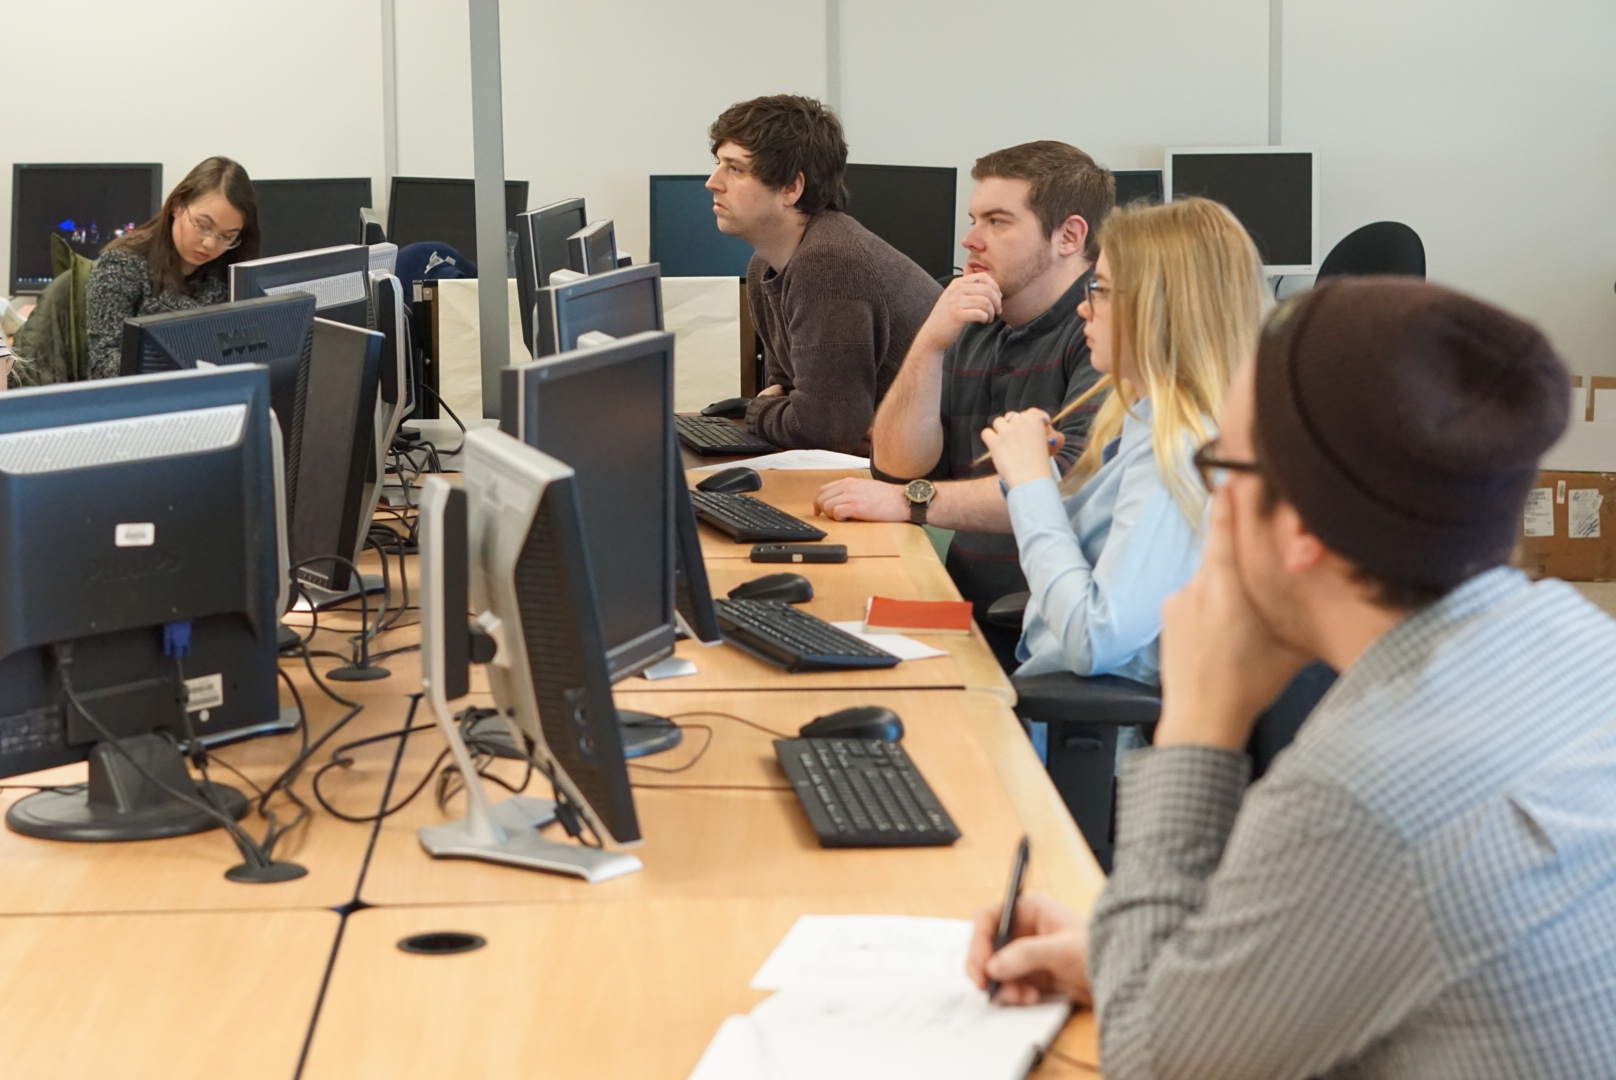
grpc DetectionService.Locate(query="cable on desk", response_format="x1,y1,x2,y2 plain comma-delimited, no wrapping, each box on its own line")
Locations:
1041,1045,1101,1074
416,383,467,457
626,723,714,775
663,709,796,740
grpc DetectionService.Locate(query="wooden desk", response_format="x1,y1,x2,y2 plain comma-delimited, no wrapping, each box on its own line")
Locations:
690,468,919,559
0,643,401,916
305,895,1097,1080
0,908,338,1080
360,689,1065,909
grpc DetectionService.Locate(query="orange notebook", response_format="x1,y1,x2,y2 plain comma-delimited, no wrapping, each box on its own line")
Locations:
863,596,975,635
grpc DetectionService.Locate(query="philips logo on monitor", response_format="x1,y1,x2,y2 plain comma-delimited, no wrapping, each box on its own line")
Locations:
216,325,269,358
87,548,183,585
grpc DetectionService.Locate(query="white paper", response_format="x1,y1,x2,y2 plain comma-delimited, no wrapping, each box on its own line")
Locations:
1524,487,1554,537
691,448,871,471
829,622,948,661
640,656,699,680
688,1016,777,1080
751,915,978,992
1569,488,1603,539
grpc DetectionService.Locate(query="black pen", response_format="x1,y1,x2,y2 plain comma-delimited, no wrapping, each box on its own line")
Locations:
985,835,1031,1000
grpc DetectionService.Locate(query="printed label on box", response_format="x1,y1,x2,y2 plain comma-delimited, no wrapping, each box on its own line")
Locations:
1569,489,1604,539
183,673,225,714
1524,488,1554,537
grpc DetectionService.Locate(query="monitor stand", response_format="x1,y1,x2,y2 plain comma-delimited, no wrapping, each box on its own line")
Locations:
464,711,682,761
293,573,386,612
417,699,642,884
6,732,248,843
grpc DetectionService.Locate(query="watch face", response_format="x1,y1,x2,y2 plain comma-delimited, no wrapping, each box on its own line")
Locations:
904,480,935,504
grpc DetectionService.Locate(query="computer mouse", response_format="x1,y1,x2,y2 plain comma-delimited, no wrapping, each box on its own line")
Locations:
799,705,905,742
728,572,814,604
701,397,753,419
696,466,763,494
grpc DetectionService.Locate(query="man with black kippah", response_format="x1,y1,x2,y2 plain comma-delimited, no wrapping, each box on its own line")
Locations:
965,278,1616,1079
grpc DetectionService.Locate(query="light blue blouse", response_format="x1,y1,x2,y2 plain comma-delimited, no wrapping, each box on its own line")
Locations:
1006,399,1206,685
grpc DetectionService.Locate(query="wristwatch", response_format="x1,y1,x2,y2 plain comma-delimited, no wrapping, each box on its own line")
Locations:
903,479,936,525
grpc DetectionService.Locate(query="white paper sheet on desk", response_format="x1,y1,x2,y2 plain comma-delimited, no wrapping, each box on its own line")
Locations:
690,984,1067,1080
829,623,948,662
690,449,870,471
751,914,977,991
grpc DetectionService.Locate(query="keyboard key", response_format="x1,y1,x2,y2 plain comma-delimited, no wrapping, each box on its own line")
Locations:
774,737,961,849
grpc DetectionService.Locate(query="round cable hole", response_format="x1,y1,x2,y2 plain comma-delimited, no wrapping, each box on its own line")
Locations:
397,931,487,956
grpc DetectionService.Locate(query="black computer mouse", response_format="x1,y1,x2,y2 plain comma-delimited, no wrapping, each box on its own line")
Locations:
799,705,905,742
696,466,763,494
728,572,814,604
701,396,753,419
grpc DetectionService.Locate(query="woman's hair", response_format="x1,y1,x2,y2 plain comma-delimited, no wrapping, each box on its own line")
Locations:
1060,197,1267,525
106,156,260,296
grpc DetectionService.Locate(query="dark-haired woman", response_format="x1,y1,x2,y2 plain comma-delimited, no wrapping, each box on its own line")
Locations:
85,156,260,378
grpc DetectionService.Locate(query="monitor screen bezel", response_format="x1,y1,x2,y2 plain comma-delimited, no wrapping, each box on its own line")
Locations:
9,162,163,295
1162,146,1319,275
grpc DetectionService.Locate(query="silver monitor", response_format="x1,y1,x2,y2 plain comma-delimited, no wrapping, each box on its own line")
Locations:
567,219,618,276
530,262,664,359
229,244,372,328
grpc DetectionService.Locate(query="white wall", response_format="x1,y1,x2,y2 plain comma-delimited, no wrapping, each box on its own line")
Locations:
0,0,386,294
392,0,828,263
1283,0,1616,375
838,0,1270,253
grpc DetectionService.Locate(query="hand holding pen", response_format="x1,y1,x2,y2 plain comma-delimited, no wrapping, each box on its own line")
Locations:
965,839,1093,1008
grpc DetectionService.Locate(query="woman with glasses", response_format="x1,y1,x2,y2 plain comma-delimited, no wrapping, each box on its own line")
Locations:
980,197,1266,684
85,156,260,378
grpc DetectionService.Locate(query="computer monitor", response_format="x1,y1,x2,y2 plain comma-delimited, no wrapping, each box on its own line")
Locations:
290,319,385,603
1112,169,1164,207
530,263,664,359
672,472,723,645
0,366,284,842
356,271,411,551
415,432,642,881
9,163,163,294
515,198,588,354
1164,147,1319,274
647,175,753,277
251,178,373,259
228,245,371,329
567,220,618,276
359,208,386,246
120,294,316,529
385,177,530,264
500,330,679,757
843,163,958,280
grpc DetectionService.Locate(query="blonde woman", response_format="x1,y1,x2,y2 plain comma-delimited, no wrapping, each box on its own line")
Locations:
981,198,1265,682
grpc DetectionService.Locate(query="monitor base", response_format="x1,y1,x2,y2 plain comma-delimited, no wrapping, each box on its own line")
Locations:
418,792,642,884
293,573,386,612
6,733,248,843
464,711,681,760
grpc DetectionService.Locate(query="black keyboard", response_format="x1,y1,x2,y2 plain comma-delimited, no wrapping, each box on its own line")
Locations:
676,414,778,456
775,737,961,847
689,490,827,543
715,599,899,672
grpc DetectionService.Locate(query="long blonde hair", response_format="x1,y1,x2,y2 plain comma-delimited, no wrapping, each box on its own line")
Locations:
1060,198,1267,525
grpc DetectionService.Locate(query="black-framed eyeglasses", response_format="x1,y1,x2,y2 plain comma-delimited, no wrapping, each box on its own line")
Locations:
1193,439,1260,492
1083,278,1112,307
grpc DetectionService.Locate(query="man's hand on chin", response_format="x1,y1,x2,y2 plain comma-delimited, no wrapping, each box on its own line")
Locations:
1155,489,1310,751
813,478,907,522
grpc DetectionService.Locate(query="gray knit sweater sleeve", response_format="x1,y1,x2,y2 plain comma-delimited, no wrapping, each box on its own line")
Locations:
85,248,151,379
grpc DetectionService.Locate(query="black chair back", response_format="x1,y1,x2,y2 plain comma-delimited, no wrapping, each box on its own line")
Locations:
1316,221,1426,280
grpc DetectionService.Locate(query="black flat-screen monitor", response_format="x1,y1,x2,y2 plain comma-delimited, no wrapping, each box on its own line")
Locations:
530,263,663,359
567,220,618,276
120,294,316,527
647,175,752,277
1165,148,1318,273
1112,169,1164,207
843,163,958,279
9,163,163,294
500,331,676,682
291,319,384,595
386,177,529,266
228,245,372,329
515,198,587,356
252,178,374,258
0,366,282,842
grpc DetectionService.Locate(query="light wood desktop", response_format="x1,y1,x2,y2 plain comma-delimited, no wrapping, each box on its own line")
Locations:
305,894,1097,1080
0,908,338,1080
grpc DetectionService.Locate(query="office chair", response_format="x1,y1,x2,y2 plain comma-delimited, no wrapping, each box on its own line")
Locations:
1316,222,1426,280
988,591,1334,871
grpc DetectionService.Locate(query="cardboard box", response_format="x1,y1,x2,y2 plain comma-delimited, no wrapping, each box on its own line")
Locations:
1520,377,1616,581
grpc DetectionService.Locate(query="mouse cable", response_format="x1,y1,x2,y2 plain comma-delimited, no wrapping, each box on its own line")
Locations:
662,709,795,740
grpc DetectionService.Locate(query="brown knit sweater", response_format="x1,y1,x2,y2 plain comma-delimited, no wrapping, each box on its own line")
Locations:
745,211,941,454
